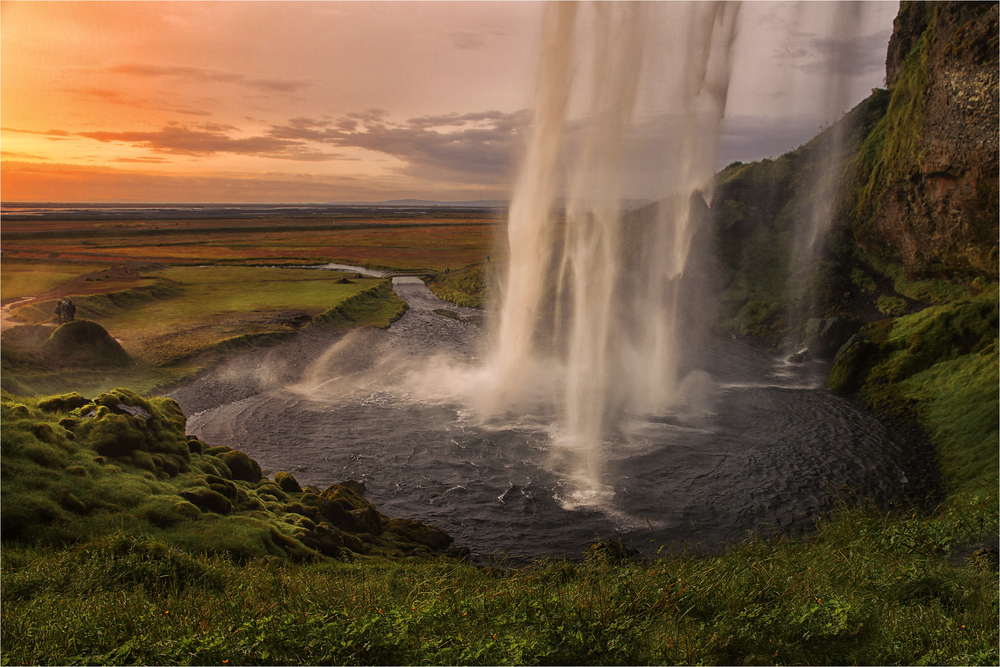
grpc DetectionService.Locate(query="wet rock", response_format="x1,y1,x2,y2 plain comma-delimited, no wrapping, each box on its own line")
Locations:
385,518,453,551
339,479,367,497
787,348,811,364
804,317,862,360
351,506,383,535
586,539,639,563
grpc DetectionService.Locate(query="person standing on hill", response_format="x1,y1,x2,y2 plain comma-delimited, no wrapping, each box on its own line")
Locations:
65,300,76,322
54,301,64,325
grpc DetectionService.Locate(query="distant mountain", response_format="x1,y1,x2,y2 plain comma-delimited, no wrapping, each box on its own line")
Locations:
335,199,508,208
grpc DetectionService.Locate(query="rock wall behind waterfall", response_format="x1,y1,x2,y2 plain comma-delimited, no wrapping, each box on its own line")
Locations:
711,1,998,347
845,1,998,282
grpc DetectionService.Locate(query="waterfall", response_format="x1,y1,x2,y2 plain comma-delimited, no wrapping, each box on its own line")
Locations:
484,2,740,500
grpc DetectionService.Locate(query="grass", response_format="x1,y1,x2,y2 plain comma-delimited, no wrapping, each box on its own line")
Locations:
0,261,109,301
2,219,499,271
1,496,996,666
827,287,999,504
423,262,496,309
97,267,384,365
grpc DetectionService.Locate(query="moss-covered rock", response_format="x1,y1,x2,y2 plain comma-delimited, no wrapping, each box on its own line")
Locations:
385,518,453,551
274,471,302,494
179,488,232,515
37,392,92,413
218,449,262,483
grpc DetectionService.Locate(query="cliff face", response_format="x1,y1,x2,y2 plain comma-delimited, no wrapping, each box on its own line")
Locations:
851,1,998,281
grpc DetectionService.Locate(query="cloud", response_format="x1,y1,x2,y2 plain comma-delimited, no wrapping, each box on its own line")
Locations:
266,109,531,178
76,122,341,161
1,151,48,161
777,29,891,77
109,63,312,94
2,127,74,139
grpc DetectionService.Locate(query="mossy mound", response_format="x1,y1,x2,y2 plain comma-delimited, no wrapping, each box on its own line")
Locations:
39,320,132,368
1,389,460,562
828,288,999,500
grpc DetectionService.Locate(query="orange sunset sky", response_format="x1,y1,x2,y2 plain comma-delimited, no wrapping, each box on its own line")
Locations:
2,1,898,203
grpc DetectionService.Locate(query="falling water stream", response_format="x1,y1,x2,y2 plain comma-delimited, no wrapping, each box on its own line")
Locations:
171,2,920,560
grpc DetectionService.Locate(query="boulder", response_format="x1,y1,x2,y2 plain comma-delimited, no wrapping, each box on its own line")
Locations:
274,471,303,494
384,518,453,552
803,317,863,360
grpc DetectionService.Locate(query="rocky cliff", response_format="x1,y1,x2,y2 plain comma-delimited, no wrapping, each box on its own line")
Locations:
713,1,998,345
847,1,998,282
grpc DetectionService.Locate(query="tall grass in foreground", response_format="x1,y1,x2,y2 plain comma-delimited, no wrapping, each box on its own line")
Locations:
3,492,996,666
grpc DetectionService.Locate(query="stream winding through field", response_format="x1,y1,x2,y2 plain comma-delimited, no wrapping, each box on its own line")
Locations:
172,276,917,560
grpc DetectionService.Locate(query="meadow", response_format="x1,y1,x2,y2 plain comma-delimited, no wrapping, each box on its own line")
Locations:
1,213,497,396
1,215,501,271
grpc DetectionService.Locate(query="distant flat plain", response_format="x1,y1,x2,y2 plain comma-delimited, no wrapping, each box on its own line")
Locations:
1,209,501,395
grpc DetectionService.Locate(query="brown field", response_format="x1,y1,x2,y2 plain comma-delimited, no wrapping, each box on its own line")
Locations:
1,216,504,272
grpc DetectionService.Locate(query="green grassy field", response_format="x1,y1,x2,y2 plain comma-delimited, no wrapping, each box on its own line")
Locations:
2,265,407,396
1,261,110,301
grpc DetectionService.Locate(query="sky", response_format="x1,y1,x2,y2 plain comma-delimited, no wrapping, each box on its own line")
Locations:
1,1,899,203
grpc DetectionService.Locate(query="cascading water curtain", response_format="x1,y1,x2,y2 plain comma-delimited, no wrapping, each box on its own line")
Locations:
487,1,740,498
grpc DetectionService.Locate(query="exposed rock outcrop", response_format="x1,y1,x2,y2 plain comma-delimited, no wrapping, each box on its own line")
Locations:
853,1,998,281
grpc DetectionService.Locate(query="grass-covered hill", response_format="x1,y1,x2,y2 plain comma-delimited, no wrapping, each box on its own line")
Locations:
1,388,456,562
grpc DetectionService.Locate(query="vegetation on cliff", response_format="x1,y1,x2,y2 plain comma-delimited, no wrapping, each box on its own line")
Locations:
423,262,495,309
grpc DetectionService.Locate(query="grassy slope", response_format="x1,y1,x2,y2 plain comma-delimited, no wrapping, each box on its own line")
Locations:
0,261,110,301
2,270,408,397
423,262,494,309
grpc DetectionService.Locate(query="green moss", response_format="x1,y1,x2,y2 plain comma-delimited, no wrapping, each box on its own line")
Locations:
876,295,909,316
37,392,91,413
846,35,928,239
218,449,262,483
828,290,999,500
274,471,302,494
310,280,409,330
